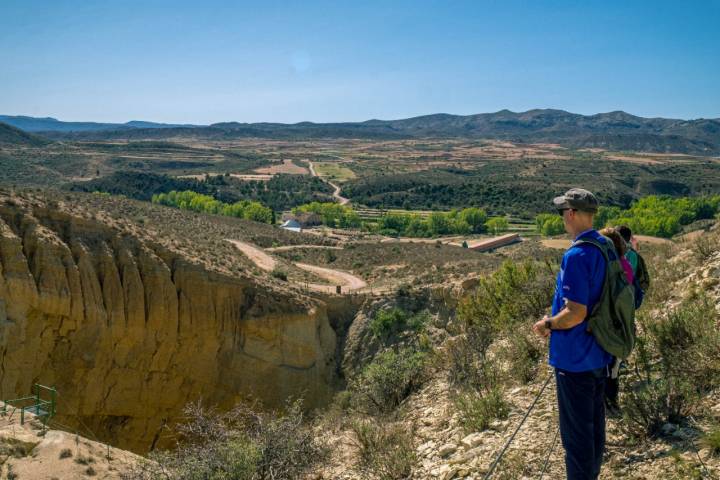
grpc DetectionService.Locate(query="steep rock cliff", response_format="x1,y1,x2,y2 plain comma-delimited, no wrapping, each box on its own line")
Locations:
0,196,337,453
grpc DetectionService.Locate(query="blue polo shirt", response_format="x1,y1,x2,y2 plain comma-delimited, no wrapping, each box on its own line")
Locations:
549,229,613,372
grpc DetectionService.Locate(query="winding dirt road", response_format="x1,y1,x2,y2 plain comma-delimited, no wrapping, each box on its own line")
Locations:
307,161,350,205
227,239,366,293
265,244,344,252
226,240,276,271
294,262,367,292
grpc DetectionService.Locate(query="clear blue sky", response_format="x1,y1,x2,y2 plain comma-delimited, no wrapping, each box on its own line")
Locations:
1,0,718,124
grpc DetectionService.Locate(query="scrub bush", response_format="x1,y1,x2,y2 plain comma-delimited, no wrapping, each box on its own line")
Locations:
622,295,720,437
351,418,416,480
454,386,510,433
349,347,430,414
124,400,323,480
369,308,430,341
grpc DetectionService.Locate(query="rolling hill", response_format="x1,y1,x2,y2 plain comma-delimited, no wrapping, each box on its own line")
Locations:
5,110,720,154
0,121,49,146
0,115,200,133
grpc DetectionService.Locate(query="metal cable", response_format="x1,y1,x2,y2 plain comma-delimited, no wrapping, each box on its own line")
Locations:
538,425,560,480
688,416,719,480
483,373,553,480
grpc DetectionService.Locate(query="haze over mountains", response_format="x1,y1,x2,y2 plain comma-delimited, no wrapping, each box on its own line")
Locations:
2,109,719,154
0,115,200,133
0,121,50,146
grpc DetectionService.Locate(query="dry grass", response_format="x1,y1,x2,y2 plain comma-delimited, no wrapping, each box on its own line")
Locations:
254,159,308,175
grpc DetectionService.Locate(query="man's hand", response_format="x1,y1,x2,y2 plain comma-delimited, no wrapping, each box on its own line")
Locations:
532,314,551,338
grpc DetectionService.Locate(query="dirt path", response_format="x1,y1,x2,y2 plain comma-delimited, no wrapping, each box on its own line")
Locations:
307,161,350,205
227,239,366,293
265,244,344,252
295,262,367,292
226,239,277,271
0,406,139,478
542,234,673,250
328,180,350,205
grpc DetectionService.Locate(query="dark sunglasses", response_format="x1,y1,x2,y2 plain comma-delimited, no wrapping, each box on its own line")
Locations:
557,208,577,216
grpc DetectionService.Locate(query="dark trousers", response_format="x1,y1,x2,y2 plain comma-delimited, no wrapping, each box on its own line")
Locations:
605,376,619,409
604,358,622,410
555,367,607,480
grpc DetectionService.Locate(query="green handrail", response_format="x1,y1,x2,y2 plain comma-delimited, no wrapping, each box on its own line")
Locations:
2,384,57,425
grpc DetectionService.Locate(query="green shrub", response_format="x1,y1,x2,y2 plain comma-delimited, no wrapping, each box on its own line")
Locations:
622,295,720,437
271,268,288,281
535,213,565,236
75,455,95,465
505,333,544,384
124,400,322,480
369,308,429,341
701,425,720,455
351,418,416,480
458,260,555,335
486,216,509,234
691,233,717,262
454,387,510,432
350,348,430,414
447,326,498,391
495,452,532,480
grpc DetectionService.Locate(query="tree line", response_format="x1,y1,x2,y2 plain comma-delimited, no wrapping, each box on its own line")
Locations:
152,190,274,224
292,203,509,237
535,195,720,238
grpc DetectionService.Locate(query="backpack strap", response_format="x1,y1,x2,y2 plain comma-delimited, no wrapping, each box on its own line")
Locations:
572,236,616,316
573,236,617,263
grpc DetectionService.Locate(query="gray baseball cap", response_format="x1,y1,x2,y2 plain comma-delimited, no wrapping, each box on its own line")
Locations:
552,188,599,212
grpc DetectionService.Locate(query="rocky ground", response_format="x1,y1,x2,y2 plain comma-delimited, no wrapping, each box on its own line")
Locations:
313,229,720,479
0,408,138,479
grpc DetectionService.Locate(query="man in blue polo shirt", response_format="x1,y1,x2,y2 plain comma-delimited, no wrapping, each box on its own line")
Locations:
532,188,612,480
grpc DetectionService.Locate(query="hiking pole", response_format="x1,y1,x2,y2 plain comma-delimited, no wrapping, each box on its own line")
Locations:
538,425,560,480
483,373,553,480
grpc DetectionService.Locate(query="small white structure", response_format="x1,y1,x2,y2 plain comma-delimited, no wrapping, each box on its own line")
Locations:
280,219,302,233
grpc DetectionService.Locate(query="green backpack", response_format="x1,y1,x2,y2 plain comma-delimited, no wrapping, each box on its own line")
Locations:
575,236,637,359
633,249,651,292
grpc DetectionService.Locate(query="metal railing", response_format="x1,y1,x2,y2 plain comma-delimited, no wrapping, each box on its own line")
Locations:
1,383,56,426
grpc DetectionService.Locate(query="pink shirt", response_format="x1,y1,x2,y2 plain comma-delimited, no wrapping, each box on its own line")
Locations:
620,257,634,284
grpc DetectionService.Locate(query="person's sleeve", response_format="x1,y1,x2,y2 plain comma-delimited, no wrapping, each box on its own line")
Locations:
626,250,638,273
559,248,591,306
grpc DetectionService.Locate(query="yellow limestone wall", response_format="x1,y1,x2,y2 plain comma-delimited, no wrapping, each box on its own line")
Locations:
0,205,337,453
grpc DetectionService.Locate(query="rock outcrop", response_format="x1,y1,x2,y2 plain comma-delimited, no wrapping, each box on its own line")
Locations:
0,198,338,453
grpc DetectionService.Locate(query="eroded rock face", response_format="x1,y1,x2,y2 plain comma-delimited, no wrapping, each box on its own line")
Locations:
0,202,337,453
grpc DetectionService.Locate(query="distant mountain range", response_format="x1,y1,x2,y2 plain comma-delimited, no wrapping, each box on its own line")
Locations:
0,115,200,133
0,122,49,146
2,109,719,154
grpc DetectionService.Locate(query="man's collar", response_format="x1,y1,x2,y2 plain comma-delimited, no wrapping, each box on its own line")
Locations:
573,228,596,242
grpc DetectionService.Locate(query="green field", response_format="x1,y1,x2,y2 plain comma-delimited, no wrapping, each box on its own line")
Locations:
313,162,356,182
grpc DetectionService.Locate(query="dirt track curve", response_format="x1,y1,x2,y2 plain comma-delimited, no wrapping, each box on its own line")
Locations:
307,161,350,205
227,239,366,293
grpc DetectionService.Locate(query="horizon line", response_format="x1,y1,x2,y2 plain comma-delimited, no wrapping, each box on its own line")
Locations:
2,108,720,126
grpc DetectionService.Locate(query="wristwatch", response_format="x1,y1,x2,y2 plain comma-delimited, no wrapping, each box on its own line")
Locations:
544,319,553,331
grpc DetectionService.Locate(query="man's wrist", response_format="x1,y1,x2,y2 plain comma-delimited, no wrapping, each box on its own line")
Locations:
544,318,553,331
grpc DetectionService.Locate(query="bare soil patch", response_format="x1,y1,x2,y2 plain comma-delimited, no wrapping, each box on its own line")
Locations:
254,159,308,175
604,154,662,165
634,234,673,245
226,239,277,271
295,262,367,292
